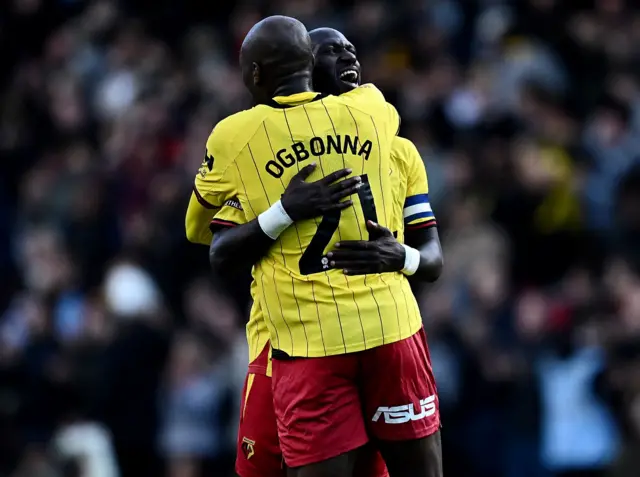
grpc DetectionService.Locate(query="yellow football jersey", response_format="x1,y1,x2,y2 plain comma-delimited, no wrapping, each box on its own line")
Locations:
202,136,437,372
194,85,425,357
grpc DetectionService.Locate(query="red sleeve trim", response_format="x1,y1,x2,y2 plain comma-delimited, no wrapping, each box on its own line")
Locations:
210,219,238,228
193,186,216,209
209,219,238,234
406,219,437,231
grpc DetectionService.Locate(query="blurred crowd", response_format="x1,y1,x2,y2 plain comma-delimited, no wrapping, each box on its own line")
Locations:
2,0,640,476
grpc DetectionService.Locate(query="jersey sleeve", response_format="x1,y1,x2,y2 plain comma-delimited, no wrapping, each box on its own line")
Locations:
185,195,246,245
210,198,247,234
398,138,437,230
194,126,239,208
186,123,240,244
185,191,218,245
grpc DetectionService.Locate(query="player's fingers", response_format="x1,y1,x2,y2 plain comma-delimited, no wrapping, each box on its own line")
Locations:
329,260,370,270
323,200,353,211
343,267,377,276
332,240,370,250
366,220,392,236
320,168,353,185
294,162,317,181
329,176,361,195
326,250,372,261
330,185,361,202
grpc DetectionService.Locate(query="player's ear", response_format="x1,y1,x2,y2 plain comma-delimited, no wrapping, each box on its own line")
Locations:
252,62,261,86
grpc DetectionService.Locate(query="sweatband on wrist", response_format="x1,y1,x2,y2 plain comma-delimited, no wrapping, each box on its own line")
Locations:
401,244,420,276
258,200,293,239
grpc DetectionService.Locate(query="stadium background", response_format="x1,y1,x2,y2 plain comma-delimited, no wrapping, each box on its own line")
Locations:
1,0,640,476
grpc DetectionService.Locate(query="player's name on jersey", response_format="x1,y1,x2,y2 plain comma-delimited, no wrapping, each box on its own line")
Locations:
266,134,373,178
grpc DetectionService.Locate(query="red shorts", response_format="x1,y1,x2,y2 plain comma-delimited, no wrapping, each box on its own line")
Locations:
236,343,388,477
272,327,440,468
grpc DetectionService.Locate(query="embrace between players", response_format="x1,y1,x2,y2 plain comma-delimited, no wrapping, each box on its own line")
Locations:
185,15,444,477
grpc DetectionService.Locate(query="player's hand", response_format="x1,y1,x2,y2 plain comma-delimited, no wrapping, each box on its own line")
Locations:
281,163,361,221
327,221,405,275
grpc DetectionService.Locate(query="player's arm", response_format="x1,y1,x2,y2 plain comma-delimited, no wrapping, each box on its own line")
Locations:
186,190,221,245
186,128,238,245
206,199,246,235
328,219,442,282
401,138,442,281
209,164,362,276
327,139,443,282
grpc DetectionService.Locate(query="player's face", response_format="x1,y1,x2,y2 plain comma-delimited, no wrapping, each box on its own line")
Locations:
312,31,361,95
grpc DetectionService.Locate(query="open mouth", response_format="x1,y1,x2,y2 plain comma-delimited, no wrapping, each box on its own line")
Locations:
338,67,360,87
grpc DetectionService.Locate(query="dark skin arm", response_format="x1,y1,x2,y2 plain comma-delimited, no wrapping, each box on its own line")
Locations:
209,219,273,276
210,163,362,276
327,220,443,282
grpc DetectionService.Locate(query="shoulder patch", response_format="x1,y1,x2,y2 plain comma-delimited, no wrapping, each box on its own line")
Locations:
224,198,243,210
198,152,215,177
205,152,214,171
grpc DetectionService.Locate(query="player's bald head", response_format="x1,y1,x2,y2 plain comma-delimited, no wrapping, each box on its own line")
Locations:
240,16,314,103
309,28,348,52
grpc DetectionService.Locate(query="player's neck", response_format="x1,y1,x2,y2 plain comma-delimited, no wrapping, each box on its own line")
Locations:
271,76,313,98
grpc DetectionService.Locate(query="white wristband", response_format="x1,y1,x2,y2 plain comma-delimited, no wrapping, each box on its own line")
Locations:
258,200,293,239
401,244,420,276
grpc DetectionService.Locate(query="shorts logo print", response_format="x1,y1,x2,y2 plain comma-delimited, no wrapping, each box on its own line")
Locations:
371,395,437,424
241,437,256,459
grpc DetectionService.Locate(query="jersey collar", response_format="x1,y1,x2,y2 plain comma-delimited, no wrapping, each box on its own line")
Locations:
267,91,328,109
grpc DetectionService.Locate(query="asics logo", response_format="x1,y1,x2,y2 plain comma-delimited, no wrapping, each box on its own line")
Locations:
371,395,437,424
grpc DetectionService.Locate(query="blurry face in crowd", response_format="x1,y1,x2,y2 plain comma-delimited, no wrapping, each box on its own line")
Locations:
310,28,361,96
593,112,619,145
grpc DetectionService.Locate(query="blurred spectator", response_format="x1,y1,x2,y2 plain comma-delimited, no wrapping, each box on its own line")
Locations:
52,422,119,477
97,261,169,477
159,331,233,477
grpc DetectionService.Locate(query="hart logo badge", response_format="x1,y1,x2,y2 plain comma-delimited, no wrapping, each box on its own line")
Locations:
242,437,255,459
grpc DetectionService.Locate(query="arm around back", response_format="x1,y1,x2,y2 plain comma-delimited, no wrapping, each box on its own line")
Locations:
209,164,362,277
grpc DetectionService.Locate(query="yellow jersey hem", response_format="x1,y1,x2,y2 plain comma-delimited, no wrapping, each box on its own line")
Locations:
274,322,423,358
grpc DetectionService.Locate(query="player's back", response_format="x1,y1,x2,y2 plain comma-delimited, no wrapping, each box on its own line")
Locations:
205,85,422,357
